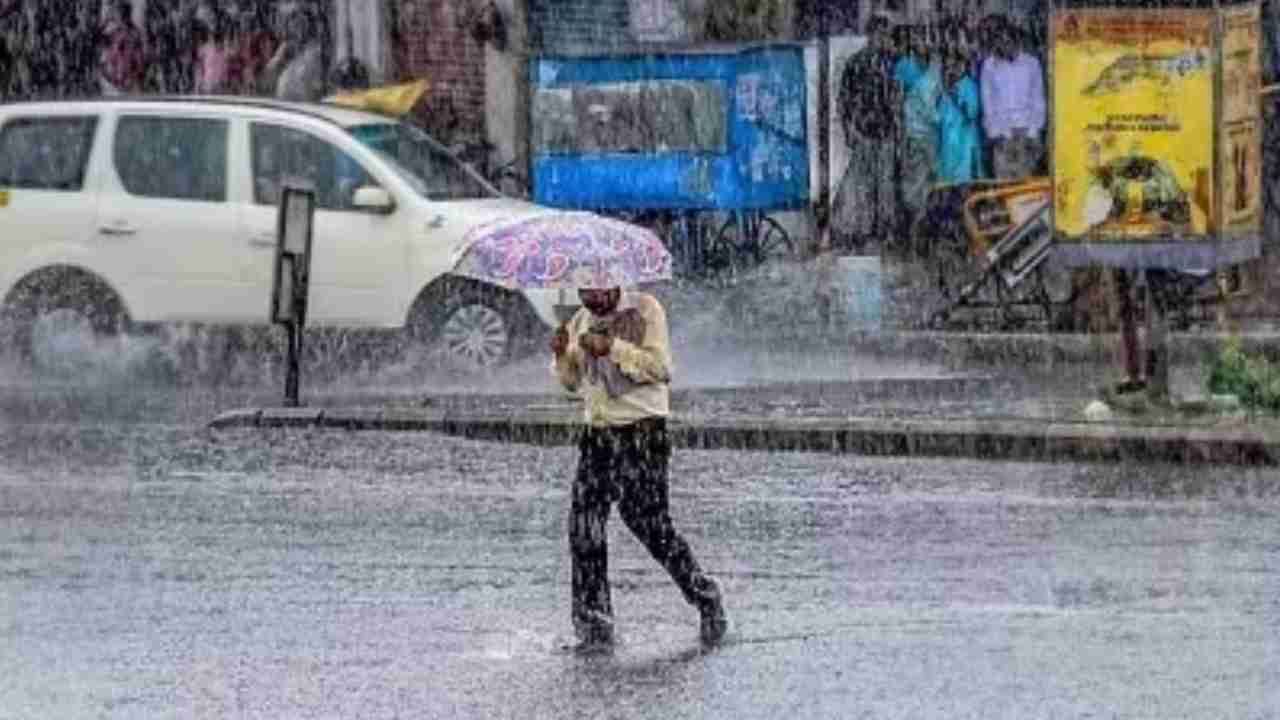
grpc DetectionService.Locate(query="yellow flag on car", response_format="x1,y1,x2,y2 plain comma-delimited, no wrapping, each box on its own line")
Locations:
325,80,430,118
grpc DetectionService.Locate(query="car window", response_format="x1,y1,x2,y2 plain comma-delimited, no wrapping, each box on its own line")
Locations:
113,116,228,202
0,116,98,191
349,123,497,201
251,124,378,212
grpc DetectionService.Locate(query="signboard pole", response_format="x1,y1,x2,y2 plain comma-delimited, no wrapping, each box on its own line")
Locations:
284,320,302,407
270,186,316,409
1115,269,1142,385
816,5,830,255
1145,272,1172,400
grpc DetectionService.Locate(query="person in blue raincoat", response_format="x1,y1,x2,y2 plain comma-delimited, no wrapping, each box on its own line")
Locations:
936,25,984,184
893,24,941,245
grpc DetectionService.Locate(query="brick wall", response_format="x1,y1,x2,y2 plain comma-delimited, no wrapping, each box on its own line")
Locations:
394,0,488,143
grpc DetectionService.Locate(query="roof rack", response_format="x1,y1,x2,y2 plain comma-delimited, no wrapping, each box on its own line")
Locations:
0,95,363,129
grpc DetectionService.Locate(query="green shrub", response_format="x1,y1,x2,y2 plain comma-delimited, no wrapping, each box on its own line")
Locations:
1207,337,1280,412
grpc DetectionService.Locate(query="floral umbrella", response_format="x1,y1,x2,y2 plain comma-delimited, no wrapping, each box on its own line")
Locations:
450,212,673,290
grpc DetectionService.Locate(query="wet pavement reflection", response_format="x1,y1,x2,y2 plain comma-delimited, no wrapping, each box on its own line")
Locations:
2,383,1279,717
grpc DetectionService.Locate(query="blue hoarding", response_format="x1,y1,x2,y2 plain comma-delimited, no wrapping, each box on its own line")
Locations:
530,44,809,212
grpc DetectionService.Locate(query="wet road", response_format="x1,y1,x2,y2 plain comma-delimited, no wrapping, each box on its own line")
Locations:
3,380,1280,718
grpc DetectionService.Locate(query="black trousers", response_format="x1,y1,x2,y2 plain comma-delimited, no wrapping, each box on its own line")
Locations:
570,418,719,632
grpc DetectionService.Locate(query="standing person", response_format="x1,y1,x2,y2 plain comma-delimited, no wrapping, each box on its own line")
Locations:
0,2,13,99
550,286,729,651
99,0,145,95
0,1,26,100
193,1,232,94
0,29,8,100
262,1,326,102
980,17,1046,179
937,25,984,185
832,14,900,254
142,0,194,94
14,0,61,99
226,0,276,96
328,56,370,93
63,2,102,98
894,23,942,248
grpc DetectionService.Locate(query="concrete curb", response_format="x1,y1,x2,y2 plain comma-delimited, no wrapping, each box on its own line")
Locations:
709,329,1280,368
209,406,1280,467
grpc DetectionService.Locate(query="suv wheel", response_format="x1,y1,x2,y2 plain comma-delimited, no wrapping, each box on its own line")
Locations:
440,300,510,368
411,281,531,371
3,270,128,374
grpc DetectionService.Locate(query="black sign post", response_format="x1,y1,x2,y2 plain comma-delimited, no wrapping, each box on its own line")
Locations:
270,186,316,408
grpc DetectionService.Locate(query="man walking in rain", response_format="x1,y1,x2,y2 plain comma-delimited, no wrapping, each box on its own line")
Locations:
551,286,728,651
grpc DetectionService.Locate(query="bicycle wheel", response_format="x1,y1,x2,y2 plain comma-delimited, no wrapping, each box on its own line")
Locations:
702,216,743,287
711,212,792,279
754,215,793,264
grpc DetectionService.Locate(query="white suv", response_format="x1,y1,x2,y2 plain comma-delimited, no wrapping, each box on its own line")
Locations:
0,97,579,371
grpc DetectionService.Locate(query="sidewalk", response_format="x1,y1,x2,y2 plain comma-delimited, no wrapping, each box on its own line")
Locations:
653,255,1280,370
209,368,1280,467
207,255,1280,468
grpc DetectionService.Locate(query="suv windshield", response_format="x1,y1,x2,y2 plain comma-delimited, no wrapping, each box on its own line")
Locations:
350,123,498,201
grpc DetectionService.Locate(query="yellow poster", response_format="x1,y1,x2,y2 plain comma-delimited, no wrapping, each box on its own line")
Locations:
1052,9,1216,240
1218,3,1262,234
1220,3,1262,124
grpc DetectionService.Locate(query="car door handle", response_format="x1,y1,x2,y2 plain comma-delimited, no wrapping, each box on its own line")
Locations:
427,214,445,229
99,223,137,237
248,235,276,249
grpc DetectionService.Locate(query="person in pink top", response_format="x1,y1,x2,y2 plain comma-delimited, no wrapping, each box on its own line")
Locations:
979,16,1046,179
226,0,276,96
194,2,232,94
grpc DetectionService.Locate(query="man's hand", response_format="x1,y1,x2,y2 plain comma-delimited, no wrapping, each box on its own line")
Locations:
610,309,647,345
550,324,570,357
578,332,613,358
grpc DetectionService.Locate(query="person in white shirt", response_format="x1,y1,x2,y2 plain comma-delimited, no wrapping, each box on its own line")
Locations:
551,286,728,651
263,1,326,102
979,17,1046,179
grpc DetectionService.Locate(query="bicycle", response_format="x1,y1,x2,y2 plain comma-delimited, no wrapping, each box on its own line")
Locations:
594,207,794,287
701,210,794,286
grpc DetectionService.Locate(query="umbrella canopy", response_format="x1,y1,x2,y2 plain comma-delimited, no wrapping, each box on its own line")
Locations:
451,212,672,290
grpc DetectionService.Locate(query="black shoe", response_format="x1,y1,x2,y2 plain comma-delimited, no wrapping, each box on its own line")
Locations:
701,576,732,645
701,602,732,640
572,612,616,652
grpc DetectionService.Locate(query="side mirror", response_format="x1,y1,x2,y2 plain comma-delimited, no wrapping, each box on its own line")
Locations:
352,186,395,214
